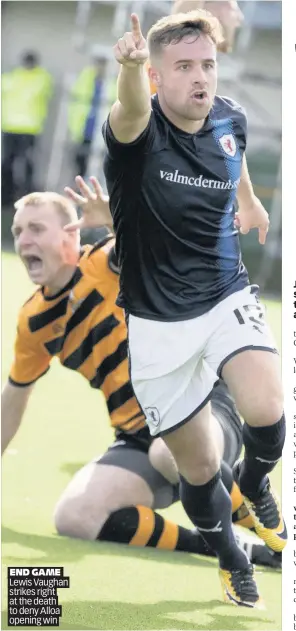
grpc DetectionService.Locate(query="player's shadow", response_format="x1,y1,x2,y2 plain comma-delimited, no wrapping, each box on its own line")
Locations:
1,599,274,631
1,525,215,568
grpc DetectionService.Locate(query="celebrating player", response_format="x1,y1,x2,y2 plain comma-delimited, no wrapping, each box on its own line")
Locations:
148,1,243,95
1,180,279,571
99,9,286,608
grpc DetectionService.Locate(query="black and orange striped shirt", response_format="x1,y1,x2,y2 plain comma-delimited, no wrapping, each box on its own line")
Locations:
9,236,146,434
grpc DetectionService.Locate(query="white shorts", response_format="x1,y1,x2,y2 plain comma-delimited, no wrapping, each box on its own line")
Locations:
127,286,278,437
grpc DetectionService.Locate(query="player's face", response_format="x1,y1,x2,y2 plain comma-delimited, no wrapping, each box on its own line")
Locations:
155,35,217,124
12,204,78,288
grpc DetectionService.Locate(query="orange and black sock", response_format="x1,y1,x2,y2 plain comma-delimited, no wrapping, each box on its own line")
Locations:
221,460,254,530
97,505,212,555
230,477,254,530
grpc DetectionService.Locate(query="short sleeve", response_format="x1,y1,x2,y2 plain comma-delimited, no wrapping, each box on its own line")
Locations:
102,109,156,160
86,237,119,277
218,96,248,153
9,313,50,387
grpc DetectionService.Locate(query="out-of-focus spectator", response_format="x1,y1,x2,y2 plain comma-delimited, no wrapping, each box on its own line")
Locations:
68,56,112,178
172,1,244,52
1,51,53,206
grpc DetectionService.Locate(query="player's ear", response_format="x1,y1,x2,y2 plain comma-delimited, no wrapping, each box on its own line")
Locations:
147,63,161,90
61,232,80,265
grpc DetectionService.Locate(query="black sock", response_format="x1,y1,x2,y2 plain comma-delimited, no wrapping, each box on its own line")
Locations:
239,415,286,497
220,461,234,494
179,472,249,570
97,505,215,555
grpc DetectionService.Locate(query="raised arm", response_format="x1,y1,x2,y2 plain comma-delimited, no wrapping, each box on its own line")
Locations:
109,13,151,143
64,176,113,233
2,381,34,454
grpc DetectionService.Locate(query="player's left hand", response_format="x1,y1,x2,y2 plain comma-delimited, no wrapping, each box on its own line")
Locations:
64,176,113,231
234,197,269,245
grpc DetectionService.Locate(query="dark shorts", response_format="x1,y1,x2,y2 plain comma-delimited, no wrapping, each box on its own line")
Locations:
211,379,243,467
95,384,243,507
96,427,179,510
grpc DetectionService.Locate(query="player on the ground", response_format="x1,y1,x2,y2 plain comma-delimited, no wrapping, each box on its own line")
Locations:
98,10,285,608
1,182,279,570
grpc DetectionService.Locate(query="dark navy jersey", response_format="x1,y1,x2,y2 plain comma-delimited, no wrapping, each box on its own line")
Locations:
102,95,250,321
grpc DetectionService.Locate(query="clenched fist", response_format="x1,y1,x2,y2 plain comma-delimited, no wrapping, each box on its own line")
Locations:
113,14,149,67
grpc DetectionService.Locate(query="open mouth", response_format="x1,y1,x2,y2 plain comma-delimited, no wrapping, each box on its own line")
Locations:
191,91,207,102
23,255,43,272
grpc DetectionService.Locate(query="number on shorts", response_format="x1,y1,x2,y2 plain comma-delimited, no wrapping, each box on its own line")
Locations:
234,305,265,333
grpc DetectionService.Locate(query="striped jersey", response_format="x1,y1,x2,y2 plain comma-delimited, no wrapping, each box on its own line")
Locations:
9,236,146,434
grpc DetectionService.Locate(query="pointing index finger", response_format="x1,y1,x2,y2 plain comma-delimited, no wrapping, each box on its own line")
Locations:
131,13,142,42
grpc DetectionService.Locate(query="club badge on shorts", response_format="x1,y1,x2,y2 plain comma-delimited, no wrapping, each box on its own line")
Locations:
145,407,161,428
219,134,237,157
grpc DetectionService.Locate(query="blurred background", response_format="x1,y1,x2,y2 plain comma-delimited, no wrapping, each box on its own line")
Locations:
1,8,283,624
1,0,281,297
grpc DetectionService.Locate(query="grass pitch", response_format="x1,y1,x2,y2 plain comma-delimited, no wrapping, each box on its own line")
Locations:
2,252,282,630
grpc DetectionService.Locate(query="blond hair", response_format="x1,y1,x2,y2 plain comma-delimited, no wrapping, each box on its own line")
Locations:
147,9,224,61
14,192,78,226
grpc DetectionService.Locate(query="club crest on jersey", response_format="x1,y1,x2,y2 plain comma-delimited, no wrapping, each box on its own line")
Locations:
219,134,237,157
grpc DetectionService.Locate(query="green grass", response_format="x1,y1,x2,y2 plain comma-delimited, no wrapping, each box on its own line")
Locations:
1,252,282,630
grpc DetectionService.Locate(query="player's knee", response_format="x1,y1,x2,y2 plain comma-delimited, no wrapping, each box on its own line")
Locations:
178,454,220,486
53,496,108,541
264,395,284,426
245,393,284,427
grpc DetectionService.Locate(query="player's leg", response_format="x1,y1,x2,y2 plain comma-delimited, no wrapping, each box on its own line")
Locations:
150,391,244,521
53,453,153,541
211,380,282,569
162,403,263,607
74,139,91,178
149,406,240,524
212,381,274,535
149,377,266,527
21,134,36,194
206,286,286,553
210,380,250,526
53,435,213,554
128,313,261,608
223,351,285,552
1,133,16,205
150,387,281,569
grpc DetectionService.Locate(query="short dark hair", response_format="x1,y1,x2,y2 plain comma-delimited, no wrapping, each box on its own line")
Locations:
147,9,224,60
